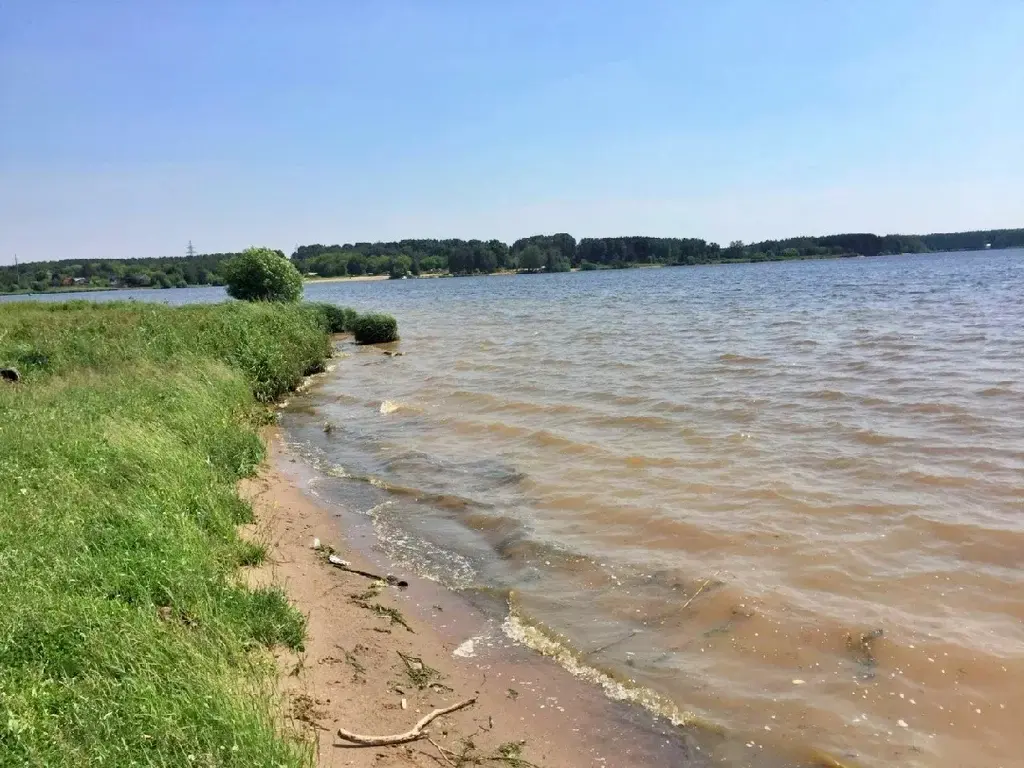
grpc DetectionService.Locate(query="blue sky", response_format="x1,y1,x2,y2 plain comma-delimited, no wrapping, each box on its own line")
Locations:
1,1,1022,264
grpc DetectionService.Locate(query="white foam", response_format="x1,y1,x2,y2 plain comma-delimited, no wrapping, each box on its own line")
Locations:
501,612,696,727
453,638,477,658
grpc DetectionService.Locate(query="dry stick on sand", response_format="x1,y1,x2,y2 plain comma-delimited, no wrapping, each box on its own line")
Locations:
335,697,477,747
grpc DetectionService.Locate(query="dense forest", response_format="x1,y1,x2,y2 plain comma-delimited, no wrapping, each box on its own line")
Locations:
2,229,1021,293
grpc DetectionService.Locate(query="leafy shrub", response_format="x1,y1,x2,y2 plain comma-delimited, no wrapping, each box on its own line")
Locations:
306,302,358,333
223,247,303,302
352,313,399,344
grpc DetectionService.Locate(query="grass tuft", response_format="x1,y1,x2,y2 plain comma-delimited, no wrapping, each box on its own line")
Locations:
235,539,269,567
304,302,359,334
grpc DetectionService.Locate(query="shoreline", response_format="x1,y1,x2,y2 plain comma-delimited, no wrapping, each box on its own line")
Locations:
243,431,720,767
0,285,121,296
247,425,841,768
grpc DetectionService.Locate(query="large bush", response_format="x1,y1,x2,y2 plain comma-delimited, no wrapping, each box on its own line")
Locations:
352,313,399,344
223,247,303,302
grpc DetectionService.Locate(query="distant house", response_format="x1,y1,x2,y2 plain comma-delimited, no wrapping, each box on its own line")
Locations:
73,277,88,285
61,276,75,287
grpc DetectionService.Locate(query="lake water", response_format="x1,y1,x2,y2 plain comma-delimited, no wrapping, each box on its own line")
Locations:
9,252,1022,766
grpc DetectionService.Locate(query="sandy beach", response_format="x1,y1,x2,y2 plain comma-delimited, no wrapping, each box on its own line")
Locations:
304,275,391,284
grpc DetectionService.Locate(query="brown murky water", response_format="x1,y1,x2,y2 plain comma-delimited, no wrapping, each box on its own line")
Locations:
283,252,1024,768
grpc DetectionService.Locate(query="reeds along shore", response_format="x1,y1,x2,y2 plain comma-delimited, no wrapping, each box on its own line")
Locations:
0,300,335,766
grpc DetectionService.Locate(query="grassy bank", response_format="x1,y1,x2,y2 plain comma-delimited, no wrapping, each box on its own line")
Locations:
0,301,333,766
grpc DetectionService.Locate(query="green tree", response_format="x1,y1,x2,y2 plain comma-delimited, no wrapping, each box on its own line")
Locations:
724,240,746,260
518,245,544,272
546,249,571,272
389,254,412,279
346,254,366,276
473,243,497,274
223,247,303,302
447,244,474,274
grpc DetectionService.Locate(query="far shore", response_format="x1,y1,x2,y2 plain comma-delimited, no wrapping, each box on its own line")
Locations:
303,274,390,283
0,285,120,297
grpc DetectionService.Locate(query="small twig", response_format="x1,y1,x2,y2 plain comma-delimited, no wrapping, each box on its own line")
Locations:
428,737,458,767
681,572,720,611
327,553,408,588
335,697,477,747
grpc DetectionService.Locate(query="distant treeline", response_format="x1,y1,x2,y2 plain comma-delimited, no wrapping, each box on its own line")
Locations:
2,230,1021,293
289,228,1023,276
0,251,280,294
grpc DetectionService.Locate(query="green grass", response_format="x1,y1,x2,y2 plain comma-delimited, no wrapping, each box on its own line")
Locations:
0,300,332,767
304,302,359,334
0,300,331,400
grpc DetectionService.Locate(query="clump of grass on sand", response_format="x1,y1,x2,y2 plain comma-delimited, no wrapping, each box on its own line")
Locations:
0,300,331,766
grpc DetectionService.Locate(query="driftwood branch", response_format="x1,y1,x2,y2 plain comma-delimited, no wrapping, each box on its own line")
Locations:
336,697,477,746
327,553,408,588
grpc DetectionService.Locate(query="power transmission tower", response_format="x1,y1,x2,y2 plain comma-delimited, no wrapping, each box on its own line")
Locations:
186,241,196,259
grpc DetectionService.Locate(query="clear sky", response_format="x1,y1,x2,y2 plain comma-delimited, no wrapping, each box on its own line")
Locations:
1,1,1022,264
